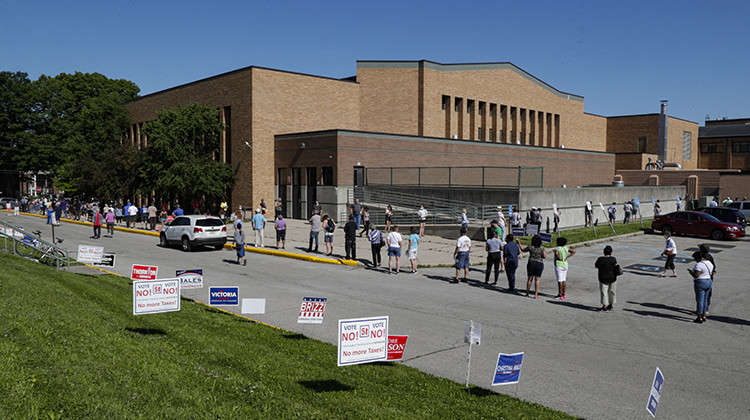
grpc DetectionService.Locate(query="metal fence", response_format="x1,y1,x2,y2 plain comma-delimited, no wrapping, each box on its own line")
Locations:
365,166,543,189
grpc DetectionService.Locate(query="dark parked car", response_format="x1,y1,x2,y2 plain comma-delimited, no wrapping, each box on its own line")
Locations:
694,206,746,229
651,211,745,240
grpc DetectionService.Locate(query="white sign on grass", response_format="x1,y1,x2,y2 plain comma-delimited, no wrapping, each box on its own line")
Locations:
77,244,104,264
132,278,180,315
338,316,388,366
241,298,266,314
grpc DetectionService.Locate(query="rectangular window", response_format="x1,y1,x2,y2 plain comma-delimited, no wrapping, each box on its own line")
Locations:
478,127,482,140
682,131,692,159
454,97,462,112
467,99,474,114
442,95,450,111
732,141,750,153
637,136,646,153
321,167,334,185
489,104,496,116
489,128,494,140
700,143,722,154
479,101,485,115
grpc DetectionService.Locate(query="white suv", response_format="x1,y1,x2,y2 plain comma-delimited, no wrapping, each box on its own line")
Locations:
159,215,227,251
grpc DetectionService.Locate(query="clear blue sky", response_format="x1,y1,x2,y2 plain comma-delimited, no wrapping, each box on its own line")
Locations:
2,0,747,124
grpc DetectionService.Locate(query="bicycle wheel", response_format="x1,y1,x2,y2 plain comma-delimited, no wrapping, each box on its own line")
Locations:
40,248,66,267
14,240,37,257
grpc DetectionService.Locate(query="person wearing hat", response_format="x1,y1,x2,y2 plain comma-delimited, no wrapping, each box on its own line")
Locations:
251,208,266,248
496,206,506,242
172,203,183,218
275,215,287,249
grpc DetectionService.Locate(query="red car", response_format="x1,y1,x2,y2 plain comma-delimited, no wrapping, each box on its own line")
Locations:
651,211,745,240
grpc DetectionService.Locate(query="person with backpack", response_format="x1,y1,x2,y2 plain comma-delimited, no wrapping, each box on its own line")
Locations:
322,214,336,256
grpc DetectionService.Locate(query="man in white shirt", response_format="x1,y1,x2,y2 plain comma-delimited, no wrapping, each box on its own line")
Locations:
386,225,403,275
417,205,428,237
452,228,471,283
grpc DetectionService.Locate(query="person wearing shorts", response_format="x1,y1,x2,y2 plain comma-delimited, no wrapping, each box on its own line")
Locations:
553,237,575,299
452,228,471,283
275,215,287,249
407,226,420,273
386,225,402,274
521,235,546,299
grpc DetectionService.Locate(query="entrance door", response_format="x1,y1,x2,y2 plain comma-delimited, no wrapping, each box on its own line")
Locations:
353,166,364,201
292,168,302,219
277,168,287,218
307,167,317,217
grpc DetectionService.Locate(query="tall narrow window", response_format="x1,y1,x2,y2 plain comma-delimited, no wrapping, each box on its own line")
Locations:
637,136,646,153
682,131,692,159
442,95,450,111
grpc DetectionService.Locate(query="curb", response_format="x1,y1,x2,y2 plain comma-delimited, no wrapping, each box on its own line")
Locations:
12,211,358,267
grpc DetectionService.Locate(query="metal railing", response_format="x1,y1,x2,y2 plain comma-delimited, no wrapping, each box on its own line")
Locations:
343,188,515,231
365,166,543,189
0,219,71,269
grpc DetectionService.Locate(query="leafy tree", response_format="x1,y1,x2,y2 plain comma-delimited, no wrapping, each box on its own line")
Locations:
138,104,236,208
0,72,37,188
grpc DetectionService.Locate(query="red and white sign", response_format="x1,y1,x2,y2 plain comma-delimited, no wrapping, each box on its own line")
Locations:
131,264,158,280
337,316,388,366
77,244,104,264
132,278,180,315
387,335,409,360
298,297,327,324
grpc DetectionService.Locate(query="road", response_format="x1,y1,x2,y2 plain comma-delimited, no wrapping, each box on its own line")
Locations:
8,214,750,419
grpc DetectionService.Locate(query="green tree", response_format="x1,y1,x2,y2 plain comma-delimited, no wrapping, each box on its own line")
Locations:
138,104,236,208
0,72,37,190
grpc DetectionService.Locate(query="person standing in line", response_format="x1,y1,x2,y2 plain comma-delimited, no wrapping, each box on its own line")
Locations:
274,198,282,221
360,207,371,237
251,208,266,248
521,235,546,299
140,203,148,229
452,227,471,283
344,214,357,260
350,198,363,229
105,208,115,237
312,200,322,216
491,221,506,272
511,208,521,228
632,199,640,222
407,226,420,273
699,244,716,314
369,225,383,267
417,205,428,237
274,215,287,249
503,234,520,291
322,214,336,256
54,201,62,225
654,200,662,215
660,231,677,277
709,197,718,207
552,208,561,233
259,198,267,214
60,198,68,219
384,205,393,233
234,222,247,266
607,202,617,225
386,225,402,274
623,201,632,224
308,211,322,253
92,208,102,239
484,230,503,285
460,209,469,230
688,251,714,323
129,202,139,228
595,245,618,311
553,237,576,299
115,205,123,225
584,201,593,227
147,202,157,230
496,206,506,240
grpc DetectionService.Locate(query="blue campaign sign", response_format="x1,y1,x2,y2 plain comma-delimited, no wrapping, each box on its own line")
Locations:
512,227,525,237
508,205,513,216
634,197,640,206
209,286,239,306
646,367,665,417
539,233,552,243
492,352,524,386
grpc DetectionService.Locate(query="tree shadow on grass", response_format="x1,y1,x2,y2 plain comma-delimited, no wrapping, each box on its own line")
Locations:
283,333,308,340
298,379,354,393
466,386,496,398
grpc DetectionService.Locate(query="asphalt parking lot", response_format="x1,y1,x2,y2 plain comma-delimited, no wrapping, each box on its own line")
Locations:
7,214,750,419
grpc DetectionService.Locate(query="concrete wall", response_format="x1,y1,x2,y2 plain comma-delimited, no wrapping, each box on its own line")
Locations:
517,185,686,230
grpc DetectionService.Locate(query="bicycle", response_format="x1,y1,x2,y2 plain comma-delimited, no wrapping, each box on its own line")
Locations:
14,229,67,267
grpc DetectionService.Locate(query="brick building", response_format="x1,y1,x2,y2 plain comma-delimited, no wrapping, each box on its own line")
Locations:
698,118,750,170
125,60,699,218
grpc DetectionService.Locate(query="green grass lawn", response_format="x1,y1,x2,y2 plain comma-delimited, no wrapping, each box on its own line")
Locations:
516,220,649,247
0,251,577,419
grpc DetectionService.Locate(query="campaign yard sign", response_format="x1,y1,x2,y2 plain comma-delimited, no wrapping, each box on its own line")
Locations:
525,223,539,236
132,278,180,315
176,269,203,289
386,335,409,360
539,233,552,243
298,297,327,324
77,244,104,264
92,252,115,268
492,352,524,386
209,287,239,305
647,367,665,418
512,227,526,237
338,316,388,366
131,264,158,280
241,298,266,314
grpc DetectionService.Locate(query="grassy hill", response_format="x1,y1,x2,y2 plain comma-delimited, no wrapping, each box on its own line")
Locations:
0,251,576,419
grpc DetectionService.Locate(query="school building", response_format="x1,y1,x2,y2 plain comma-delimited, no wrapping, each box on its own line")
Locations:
125,60,700,219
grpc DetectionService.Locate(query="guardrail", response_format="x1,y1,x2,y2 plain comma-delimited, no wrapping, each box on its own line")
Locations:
0,218,71,269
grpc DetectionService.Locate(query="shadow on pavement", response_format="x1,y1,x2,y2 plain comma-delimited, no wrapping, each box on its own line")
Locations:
546,299,599,311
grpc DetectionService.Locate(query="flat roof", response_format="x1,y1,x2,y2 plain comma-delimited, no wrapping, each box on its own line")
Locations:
699,124,750,139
